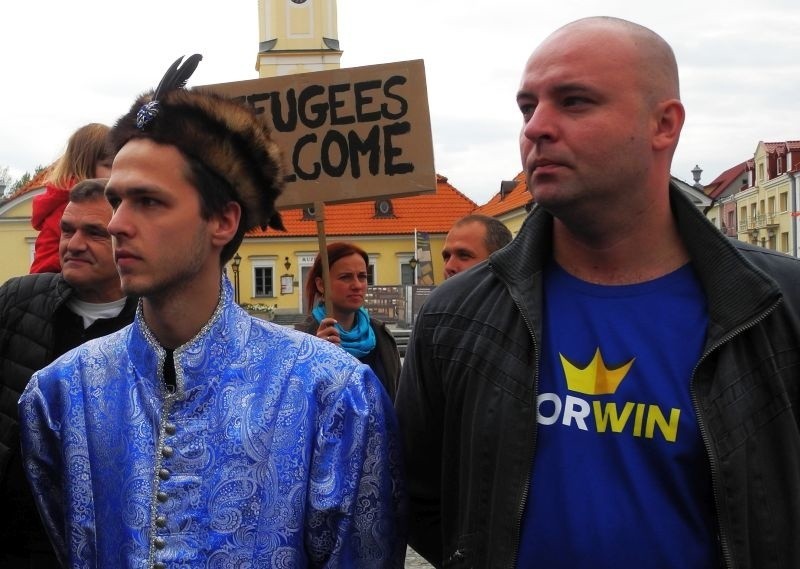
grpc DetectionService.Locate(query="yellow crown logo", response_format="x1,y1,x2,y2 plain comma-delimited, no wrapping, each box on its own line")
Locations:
559,348,634,395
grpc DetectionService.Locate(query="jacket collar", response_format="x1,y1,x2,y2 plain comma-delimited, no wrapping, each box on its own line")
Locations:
127,276,246,397
490,184,782,340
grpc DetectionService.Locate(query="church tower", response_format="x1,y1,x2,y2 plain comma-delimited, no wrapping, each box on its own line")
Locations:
256,0,342,77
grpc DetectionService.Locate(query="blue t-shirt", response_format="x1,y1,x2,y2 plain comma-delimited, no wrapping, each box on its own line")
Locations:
516,262,719,568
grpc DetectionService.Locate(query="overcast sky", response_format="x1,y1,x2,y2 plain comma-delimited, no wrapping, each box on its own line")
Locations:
1,0,798,205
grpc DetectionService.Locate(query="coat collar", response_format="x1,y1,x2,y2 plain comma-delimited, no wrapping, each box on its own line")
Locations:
490,184,782,339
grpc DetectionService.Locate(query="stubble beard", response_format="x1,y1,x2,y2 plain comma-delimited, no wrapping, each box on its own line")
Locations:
120,226,211,302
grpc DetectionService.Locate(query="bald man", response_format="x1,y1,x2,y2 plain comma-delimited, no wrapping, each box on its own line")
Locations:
396,17,800,568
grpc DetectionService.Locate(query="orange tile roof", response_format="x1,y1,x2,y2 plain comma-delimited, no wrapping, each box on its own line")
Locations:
474,171,533,217
249,173,477,237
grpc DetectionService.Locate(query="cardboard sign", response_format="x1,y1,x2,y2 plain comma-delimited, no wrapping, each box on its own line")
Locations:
201,60,436,209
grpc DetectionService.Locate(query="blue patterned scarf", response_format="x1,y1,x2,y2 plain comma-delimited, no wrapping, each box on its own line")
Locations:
312,303,376,358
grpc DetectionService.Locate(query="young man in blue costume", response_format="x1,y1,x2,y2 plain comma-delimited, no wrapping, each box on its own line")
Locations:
19,55,406,568
396,17,800,568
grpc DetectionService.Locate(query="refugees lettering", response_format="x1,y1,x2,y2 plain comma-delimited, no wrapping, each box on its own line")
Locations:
240,75,413,182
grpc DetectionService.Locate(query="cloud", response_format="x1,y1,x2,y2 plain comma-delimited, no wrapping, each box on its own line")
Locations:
1,0,797,203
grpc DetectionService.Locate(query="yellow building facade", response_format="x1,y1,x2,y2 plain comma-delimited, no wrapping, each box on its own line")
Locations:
229,175,479,319
735,142,798,256
231,233,449,316
0,189,40,282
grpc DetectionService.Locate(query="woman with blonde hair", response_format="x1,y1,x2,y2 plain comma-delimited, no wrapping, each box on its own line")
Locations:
30,122,112,273
298,241,401,399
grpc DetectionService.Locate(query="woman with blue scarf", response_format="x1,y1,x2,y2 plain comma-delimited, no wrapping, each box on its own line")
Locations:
298,242,401,400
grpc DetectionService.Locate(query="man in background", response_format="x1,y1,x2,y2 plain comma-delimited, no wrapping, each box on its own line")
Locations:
441,214,512,279
0,178,135,567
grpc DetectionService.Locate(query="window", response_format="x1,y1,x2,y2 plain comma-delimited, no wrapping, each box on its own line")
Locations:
374,199,395,218
780,192,788,212
768,197,775,215
252,261,276,297
400,263,415,285
781,232,789,253
777,156,783,175
367,263,375,286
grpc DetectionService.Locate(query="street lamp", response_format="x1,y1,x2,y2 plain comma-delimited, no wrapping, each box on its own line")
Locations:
284,256,292,272
232,253,242,304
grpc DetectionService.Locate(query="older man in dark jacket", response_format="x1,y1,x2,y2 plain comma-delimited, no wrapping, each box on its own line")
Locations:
0,179,136,567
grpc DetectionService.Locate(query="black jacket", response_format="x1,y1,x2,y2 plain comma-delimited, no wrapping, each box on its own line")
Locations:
395,188,800,568
298,314,401,400
0,273,137,561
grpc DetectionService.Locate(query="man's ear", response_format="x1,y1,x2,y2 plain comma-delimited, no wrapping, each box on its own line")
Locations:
651,98,685,152
210,201,242,249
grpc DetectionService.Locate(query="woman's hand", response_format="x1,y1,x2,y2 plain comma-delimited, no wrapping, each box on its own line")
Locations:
316,317,341,345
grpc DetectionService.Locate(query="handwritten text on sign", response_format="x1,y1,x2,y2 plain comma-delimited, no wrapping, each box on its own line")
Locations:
201,60,436,209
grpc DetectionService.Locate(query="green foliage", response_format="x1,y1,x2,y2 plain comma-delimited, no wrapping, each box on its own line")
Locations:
7,165,45,195
10,172,31,193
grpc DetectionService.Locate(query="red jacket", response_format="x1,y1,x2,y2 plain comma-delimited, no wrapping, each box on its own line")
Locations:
29,183,70,274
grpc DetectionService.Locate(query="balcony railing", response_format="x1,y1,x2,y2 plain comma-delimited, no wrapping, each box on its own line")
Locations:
738,213,779,232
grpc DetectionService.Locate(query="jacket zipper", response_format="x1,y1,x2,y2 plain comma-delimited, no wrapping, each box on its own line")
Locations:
508,289,540,569
689,298,781,569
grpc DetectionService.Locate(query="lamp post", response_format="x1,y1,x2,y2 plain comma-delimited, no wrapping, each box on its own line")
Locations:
232,253,242,304
408,257,418,285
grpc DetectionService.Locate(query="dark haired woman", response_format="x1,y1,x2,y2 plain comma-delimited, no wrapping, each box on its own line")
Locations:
298,241,401,399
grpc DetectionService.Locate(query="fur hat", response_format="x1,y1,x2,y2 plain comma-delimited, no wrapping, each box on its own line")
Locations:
109,54,285,232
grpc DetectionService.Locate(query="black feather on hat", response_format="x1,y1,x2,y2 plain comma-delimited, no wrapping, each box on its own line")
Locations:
110,54,285,232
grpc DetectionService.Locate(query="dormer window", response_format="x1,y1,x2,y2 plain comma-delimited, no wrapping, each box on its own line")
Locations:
374,199,394,218
301,205,316,221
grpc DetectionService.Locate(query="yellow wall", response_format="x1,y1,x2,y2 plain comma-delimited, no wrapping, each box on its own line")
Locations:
498,208,529,237
0,190,40,283
230,233,448,314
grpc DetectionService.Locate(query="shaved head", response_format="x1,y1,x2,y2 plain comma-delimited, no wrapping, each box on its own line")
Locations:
545,17,680,104
517,15,686,231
